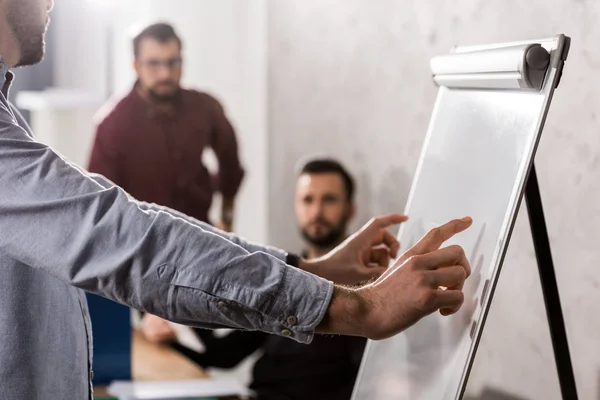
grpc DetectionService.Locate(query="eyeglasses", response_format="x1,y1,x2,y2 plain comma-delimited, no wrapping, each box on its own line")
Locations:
140,57,183,71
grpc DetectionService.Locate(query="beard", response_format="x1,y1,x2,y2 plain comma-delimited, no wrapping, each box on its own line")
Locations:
300,218,348,249
147,82,180,103
8,0,48,67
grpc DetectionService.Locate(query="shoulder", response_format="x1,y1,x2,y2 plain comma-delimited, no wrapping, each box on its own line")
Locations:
182,88,226,114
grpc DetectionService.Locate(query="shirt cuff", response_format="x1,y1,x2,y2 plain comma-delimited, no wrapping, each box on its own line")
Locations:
264,264,334,344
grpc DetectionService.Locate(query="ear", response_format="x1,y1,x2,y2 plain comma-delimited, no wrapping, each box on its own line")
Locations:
133,60,140,75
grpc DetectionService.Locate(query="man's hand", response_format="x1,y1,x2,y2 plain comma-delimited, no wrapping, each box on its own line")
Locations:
215,220,233,233
218,197,235,233
300,214,408,285
140,314,177,344
317,217,472,340
380,216,473,316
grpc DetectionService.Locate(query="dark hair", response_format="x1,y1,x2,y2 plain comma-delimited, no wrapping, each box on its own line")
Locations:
133,22,182,59
299,158,355,201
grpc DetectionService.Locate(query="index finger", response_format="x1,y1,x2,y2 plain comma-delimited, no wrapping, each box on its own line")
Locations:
369,214,409,231
411,217,473,255
416,245,471,278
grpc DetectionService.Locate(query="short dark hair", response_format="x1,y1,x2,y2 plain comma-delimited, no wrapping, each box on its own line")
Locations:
299,158,355,201
133,22,182,59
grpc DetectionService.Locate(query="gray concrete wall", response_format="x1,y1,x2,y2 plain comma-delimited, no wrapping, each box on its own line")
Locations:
267,1,600,398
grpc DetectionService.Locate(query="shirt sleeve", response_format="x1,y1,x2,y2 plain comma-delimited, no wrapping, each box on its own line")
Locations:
88,172,288,263
0,102,333,344
207,95,245,198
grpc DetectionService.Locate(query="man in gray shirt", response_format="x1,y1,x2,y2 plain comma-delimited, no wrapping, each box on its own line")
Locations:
0,1,473,399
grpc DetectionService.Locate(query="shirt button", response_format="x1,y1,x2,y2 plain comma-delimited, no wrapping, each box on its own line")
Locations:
281,329,292,337
286,315,297,326
82,308,87,317
90,370,94,380
218,301,227,308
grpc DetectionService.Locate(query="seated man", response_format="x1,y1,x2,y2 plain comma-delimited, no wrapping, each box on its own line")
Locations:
142,158,368,400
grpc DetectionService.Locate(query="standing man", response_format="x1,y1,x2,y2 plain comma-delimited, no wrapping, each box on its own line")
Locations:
89,22,243,231
0,1,473,399
142,159,367,400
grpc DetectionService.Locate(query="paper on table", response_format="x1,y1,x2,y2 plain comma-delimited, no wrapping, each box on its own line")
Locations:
107,378,254,399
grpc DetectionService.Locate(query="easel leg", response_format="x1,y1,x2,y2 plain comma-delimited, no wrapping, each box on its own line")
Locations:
525,164,578,399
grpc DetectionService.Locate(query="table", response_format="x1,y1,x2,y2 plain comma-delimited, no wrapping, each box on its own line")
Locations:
94,329,208,397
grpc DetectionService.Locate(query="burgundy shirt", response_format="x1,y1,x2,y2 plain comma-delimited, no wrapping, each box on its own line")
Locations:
88,84,244,223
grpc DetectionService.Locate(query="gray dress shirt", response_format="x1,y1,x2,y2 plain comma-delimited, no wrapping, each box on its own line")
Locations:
0,65,334,399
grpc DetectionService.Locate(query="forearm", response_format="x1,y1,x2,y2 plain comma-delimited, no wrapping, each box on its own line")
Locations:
136,201,285,261
297,257,366,285
315,286,371,337
298,258,323,278
0,116,333,344
88,173,288,263
221,196,235,225
88,173,371,340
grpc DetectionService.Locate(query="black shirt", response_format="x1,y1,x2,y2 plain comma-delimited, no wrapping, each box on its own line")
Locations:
172,325,366,400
